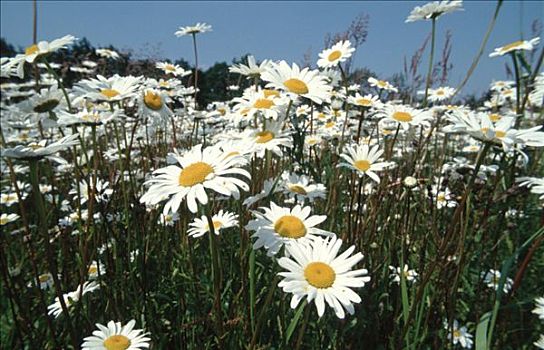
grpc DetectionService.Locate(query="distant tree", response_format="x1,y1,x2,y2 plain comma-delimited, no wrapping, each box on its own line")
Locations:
0,37,16,57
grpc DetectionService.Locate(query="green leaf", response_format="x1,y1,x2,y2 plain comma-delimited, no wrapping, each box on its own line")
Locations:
285,301,306,344
475,311,491,350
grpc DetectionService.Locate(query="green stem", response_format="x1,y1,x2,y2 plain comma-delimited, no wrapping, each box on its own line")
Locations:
205,208,224,344
423,17,436,107
192,33,199,109
42,58,72,111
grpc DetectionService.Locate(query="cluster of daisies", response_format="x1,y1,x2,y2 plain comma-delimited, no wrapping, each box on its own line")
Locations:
1,0,543,348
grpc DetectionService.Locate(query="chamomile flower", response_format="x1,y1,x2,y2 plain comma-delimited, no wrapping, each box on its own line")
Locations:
489,37,540,57
446,320,473,349
81,319,151,350
247,202,333,256
317,40,355,69
140,144,250,214
338,144,391,183
187,210,238,238
261,61,332,104
175,22,212,36
278,236,371,318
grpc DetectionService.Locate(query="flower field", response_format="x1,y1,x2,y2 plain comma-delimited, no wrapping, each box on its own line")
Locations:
1,1,543,349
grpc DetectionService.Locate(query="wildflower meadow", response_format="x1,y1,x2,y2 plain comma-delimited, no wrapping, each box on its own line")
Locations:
1,0,543,349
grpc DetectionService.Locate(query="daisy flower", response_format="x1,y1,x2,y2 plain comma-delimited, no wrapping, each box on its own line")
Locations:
229,55,272,79
28,273,54,290
87,260,106,279
47,281,100,318
159,211,180,226
175,22,212,36
446,320,473,349
482,269,513,294
140,144,250,214
247,202,333,256
317,40,355,69
368,77,398,92
1,134,80,162
232,87,287,121
242,178,282,207
187,210,238,238
405,0,463,23
281,172,327,203
0,213,20,225
338,144,390,183
74,74,142,104
378,104,432,131
70,178,113,205
278,236,371,318
261,61,332,104
57,108,120,126
81,319,151,350
138,88,173,124
348,93,381,109
389,265,419,284
489,37,540,57
96,48,121,60
246,119,293,157
424,86,456,102
533,297,544,321
2,35,76,78
516,177,544,201
535,335,544,349
156,61,191,77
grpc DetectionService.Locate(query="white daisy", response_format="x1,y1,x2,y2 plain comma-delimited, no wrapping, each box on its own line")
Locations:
0,213,20,225
533,297,544,321
47,281,100,318
175,22,212,36
405,0,463,23
277,236,371,318
281,172,327,203
229,55,272,79
446,320,473,349
246,202,333,256
482,269,513,294
81,319,151,350
96,48,121,60
389,265,419,284
261,61,332,104
317,40,355,69
338,144,391,183
156,61,191,77
489,37,540,57
140,144,250,214
187,210,238,238
368,77,398,93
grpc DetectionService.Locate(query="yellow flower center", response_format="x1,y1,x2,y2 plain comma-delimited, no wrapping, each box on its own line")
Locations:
165,64,176,72
437,193,446,202
38,274,51,283
206,220,223,231
144,91,163,111
436,89,445,95
253,98,274,109
103,335,131,350
274,215,306,239
392,111,413,123
100,89,120,99
0,218,7,225
88,266,98,275
354,160,371,172
377,80,388,88
289,185,308,195
256,131,275,143
263,89,280,98
304,262,336,288
178,162,214,187
357,98,372,106
325,121,335,128
489,113,501,122
495,130,506,138
217,108,227,115
500,40,524,53
284,78,309,94
327,50,342,62
453,329,461,338
25,44,39,56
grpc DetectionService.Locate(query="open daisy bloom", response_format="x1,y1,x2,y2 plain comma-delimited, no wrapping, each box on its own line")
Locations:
405,0,463,22
278,236,371,318
175,22,212,36
247,202,333,256
317,40,355,69
156,61,191,77
338,144,391,183
261,61,332,104
187,210,238,238
96,48,121,60
446,320,473,349
140,144,250,214
489,37,540,57
81,319,151,350
379,104,432,131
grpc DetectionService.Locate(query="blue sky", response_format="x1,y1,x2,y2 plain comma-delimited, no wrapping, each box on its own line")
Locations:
1,1,543,96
